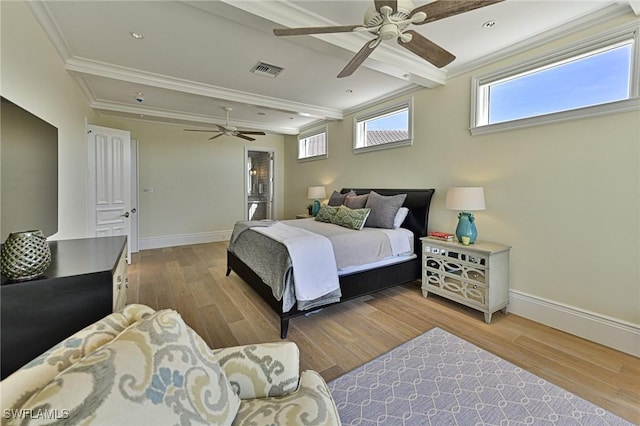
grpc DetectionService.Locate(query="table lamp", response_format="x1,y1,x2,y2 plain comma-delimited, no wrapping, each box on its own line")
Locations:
307,186,326,216
445,187,485,244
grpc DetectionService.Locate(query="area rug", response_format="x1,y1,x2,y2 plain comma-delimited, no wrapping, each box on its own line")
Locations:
328,327,632,425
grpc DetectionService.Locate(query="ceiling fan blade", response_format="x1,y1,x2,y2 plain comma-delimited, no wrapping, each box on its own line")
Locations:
274,25,362,36
184,129,217,132
374,0,397,13
410,0,504,25
238,131,266,135
208,133,224,140
337,39,380,78
235,133,256,142
215,124,227,132
399,30,455,68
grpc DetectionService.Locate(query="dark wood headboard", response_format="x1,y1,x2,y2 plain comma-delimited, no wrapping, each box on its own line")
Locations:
340,188,435,252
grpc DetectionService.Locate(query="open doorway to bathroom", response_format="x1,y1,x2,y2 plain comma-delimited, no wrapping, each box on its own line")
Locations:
245,149,274,221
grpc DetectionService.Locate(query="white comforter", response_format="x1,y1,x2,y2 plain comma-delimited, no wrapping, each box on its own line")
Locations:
252,222,340,301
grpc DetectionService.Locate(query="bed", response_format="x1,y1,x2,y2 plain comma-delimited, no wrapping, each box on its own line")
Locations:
226,188,435,338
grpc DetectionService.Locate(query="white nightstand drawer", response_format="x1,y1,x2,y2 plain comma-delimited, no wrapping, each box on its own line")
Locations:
421,238,510,324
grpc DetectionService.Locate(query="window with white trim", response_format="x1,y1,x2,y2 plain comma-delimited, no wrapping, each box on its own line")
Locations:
354,101,412,153
471,24,639,134
298,127,327,161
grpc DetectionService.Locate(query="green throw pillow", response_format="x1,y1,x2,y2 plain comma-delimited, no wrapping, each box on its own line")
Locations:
331,205,371,230
315,204,339,223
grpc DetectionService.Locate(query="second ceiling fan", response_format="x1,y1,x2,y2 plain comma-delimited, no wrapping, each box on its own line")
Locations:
273,0,503,77
184,107,266,141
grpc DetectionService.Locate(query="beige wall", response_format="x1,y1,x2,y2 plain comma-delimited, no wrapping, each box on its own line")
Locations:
283,14,640,325
1,1,97,240
96,118,285,240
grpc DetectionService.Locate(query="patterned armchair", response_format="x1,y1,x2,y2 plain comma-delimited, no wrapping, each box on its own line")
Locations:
0,304,340,425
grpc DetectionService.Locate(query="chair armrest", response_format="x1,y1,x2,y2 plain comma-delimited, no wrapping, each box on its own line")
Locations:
213,342,299,399
233,370,341,426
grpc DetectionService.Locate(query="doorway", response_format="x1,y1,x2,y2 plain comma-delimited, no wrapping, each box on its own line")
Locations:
245,149,274,221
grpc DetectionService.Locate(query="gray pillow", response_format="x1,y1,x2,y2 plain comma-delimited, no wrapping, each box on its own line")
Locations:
343,193,368,209
327,190,356,206
364,191,407,229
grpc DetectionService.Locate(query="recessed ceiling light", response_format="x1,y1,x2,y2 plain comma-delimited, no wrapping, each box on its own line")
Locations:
482,20,496,29
130,32,144,39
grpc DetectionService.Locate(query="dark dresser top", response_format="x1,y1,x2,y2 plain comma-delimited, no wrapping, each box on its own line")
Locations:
1,236,126,286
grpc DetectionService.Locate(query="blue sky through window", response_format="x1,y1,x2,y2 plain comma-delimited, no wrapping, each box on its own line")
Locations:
366,109,408,131
488,42,632,124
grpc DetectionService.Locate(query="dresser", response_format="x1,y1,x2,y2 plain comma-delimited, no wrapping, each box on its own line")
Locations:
0,236,127,379
421,238,510,323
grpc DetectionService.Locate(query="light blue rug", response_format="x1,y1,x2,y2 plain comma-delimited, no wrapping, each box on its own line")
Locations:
328,327,631,425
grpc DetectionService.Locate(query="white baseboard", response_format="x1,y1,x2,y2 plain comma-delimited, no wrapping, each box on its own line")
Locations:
139,230,231,250
508,290,640,357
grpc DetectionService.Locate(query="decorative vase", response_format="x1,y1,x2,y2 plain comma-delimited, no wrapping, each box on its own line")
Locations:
312,199,321,216
455,212,478,244
0,230,51,281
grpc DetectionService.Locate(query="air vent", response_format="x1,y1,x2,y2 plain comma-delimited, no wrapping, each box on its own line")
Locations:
250,62,284,78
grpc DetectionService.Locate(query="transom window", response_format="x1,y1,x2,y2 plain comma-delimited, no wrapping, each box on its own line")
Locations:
471,23,639,134
298,127,327,161
354,101,412,153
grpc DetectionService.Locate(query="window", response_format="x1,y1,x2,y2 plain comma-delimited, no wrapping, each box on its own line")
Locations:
471,23,639,134
298,127,327,161
354,101,412,153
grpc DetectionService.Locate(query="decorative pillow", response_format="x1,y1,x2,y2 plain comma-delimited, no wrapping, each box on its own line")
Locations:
315,204,339,223
393,207,410,228
16,309,240,426
343,193,369,209
327,190,356,206
364,191,407,229
331,205,370,230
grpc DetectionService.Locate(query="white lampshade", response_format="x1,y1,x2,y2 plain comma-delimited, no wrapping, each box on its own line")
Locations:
445,187,486,211
307,186,326,200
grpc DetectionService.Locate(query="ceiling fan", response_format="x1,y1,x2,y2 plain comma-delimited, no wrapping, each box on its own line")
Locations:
184,107,266,141
273,0,503,77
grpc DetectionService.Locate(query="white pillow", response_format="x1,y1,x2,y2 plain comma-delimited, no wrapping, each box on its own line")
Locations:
393,207,409,228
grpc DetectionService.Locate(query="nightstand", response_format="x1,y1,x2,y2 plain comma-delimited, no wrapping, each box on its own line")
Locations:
296,214,313,219
420,238,511,323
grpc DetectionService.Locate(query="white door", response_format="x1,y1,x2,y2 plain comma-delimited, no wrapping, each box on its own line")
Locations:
87,125,132,259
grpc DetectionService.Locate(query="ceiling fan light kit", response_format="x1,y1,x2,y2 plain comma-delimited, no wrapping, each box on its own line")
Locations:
273,0,503,77
184,106,266,141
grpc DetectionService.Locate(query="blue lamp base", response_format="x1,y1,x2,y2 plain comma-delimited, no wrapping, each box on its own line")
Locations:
455,211,478,244
312,199,321,216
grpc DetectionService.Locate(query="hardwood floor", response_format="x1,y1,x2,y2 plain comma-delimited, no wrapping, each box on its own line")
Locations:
128,242,639,423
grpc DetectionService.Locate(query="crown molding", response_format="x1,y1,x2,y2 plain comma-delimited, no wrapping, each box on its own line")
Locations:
447,2,633,79
92,100,300,135
65,57,343,121
25,1,73,61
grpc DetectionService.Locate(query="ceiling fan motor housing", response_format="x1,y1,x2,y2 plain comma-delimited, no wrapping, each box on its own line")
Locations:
364,0,414,29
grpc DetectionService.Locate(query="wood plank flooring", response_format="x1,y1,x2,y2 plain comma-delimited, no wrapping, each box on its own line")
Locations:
127,242,639,423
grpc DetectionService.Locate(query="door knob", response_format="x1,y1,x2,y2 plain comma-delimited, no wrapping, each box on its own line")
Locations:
120,212,130,218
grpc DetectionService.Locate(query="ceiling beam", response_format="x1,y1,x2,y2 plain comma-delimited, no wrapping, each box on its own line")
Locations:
219,0,447,87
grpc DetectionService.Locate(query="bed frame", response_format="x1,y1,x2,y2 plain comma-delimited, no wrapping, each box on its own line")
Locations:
226,188,435,338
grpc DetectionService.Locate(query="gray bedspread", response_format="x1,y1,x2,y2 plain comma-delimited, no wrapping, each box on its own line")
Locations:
229,221,341,312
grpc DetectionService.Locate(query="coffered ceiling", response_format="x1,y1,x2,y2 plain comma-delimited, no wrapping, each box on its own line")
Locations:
26,1,637,135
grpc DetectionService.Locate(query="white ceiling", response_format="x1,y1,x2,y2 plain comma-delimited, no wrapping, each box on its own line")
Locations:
27,0,636,135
